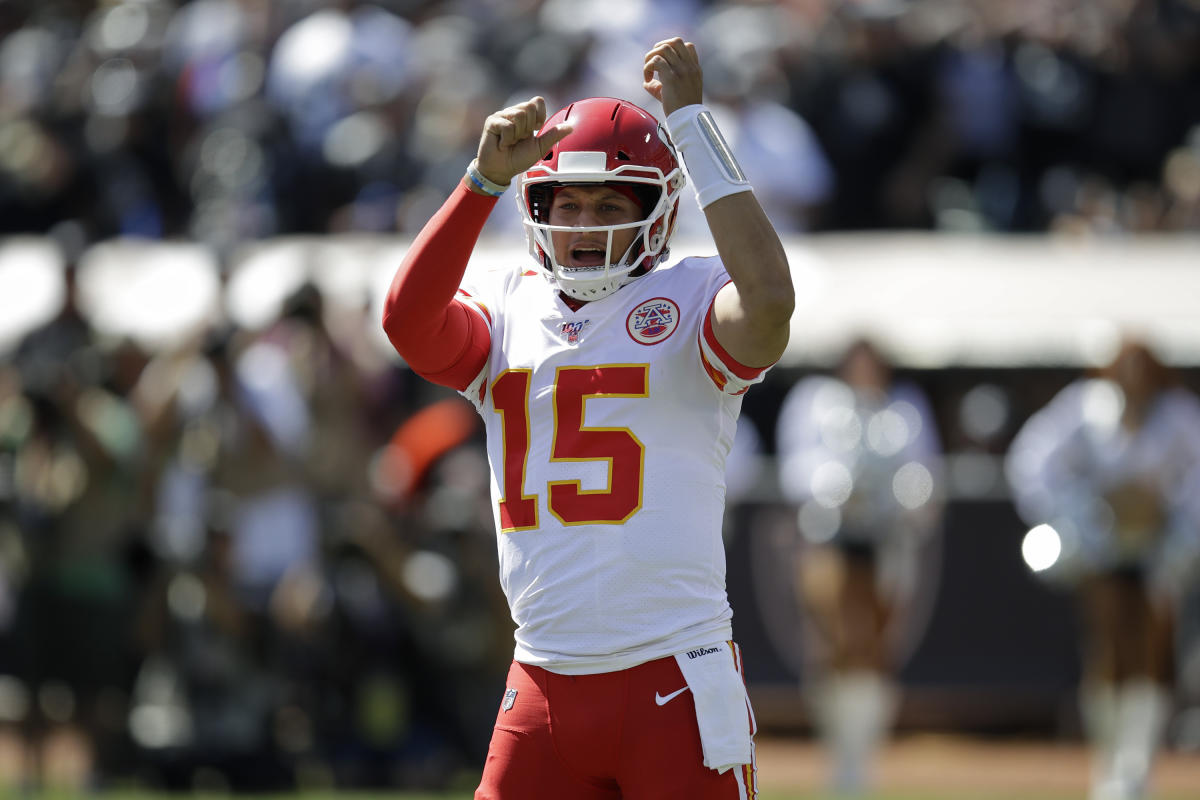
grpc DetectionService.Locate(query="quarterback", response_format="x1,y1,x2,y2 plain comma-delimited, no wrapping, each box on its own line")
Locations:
382,37,793,799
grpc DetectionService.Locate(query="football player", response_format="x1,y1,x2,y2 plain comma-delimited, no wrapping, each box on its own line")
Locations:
382,37,792,799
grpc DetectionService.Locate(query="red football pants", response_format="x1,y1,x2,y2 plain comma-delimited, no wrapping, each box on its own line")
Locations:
475,653,757,799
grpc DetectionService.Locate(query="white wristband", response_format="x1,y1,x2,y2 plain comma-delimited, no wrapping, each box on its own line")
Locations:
665,104,752,209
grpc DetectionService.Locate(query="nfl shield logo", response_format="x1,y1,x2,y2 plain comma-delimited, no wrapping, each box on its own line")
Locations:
502,688,518,712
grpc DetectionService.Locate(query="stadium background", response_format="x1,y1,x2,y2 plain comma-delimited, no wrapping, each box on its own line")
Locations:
2,0,1200,796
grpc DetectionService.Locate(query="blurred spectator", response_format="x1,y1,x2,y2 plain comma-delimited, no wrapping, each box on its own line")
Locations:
124,323,322,790
1006,337,1200,800
6,262,150,790
775,338,944,796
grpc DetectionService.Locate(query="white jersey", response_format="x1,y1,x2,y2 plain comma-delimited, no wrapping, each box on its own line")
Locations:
457,256,768,674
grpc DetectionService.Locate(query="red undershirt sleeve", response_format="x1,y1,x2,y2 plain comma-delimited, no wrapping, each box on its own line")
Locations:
381,182,497,391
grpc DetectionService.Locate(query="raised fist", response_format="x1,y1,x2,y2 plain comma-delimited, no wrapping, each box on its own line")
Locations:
474,96,573,187
643,37,704,118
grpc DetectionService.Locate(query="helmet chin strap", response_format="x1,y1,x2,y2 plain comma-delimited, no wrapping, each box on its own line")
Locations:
552,227,650,301
544,254,637,301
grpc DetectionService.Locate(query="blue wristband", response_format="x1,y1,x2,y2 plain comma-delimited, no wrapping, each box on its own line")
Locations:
467,159,509,197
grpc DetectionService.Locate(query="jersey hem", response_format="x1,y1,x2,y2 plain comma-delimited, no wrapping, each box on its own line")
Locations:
512,621,735,675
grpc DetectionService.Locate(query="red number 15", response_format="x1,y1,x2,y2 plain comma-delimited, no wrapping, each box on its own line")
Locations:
491,364,648,532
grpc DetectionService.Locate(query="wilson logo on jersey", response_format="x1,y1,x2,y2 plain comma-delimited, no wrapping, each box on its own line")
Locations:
685,646,722,659
560,319,590,344
626,297,680,345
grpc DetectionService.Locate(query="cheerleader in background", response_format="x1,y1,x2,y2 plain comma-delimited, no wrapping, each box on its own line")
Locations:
1006,338,1200,800
776,339,944,795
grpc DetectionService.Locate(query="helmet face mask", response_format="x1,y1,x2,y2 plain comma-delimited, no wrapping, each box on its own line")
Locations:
516,98,685,302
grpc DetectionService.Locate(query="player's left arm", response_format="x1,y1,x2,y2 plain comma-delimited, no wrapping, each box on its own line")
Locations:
645,37,794,369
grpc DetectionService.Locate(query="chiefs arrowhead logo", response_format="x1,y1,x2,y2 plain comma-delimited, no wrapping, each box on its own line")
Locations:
626,297,680,345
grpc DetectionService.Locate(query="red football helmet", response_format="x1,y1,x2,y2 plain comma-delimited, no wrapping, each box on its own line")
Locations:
517,97,685,301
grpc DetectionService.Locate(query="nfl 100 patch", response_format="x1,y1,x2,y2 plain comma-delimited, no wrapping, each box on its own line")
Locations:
559,318,591,344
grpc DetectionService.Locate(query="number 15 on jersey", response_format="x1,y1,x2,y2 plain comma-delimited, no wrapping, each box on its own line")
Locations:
492,364,649,531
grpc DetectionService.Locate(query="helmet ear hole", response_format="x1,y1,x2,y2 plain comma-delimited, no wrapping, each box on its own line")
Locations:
631,185,660,219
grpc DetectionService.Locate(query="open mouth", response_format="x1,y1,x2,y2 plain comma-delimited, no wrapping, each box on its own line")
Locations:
568,244,608,268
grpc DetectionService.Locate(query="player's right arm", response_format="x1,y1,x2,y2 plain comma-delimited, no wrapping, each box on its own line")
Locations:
381,97,572,390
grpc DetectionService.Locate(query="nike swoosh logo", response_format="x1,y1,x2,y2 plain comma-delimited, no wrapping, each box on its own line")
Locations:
655,686,690,706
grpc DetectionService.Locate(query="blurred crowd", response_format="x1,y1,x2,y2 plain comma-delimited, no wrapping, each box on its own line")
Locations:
0,269,511,791
2,0,1200,256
